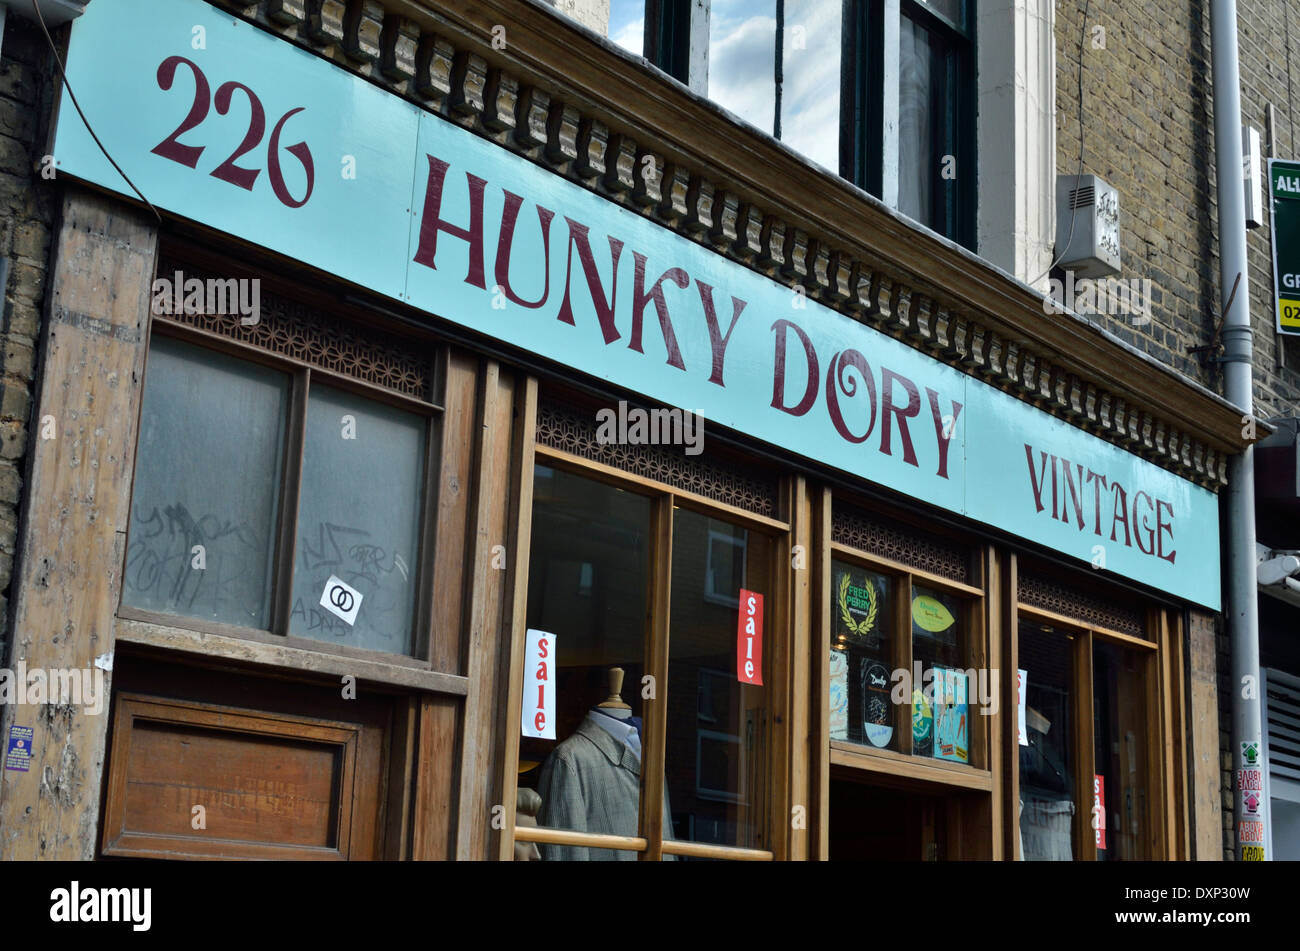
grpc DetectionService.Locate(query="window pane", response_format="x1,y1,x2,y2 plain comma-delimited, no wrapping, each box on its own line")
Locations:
124,337,287,629
911,585,968,763
708,0,777,133
916,0,963,28
1093,642,1150,860
667,509,771,851
288,385,424,654
831,560,896,751
898,14,937,227
779,0,842,171
1018,623,1078,860
609,0,646,55
522,466,657,859
549,0,645,54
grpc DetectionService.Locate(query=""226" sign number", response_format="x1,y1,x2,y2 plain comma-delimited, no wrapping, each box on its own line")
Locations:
151,55,315,208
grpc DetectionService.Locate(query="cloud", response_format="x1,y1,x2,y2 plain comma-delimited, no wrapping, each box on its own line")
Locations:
707,0,842,170
779,0,843,171
609,0,644,55
708,4,778,132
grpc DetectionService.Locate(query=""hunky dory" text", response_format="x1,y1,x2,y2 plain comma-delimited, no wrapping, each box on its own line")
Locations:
412,153,964,479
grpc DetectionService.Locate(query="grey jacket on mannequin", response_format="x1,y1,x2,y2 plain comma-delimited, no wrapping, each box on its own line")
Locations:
536,712,675,860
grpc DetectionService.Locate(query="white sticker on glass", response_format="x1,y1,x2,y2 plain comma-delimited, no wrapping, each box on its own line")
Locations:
320,575,363,626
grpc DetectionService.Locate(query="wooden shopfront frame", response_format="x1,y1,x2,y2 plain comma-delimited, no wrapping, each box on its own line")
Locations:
811,487,997,860
1008,555,1190,861
500,385,812,862
97,234,515,861
497,387,1199,863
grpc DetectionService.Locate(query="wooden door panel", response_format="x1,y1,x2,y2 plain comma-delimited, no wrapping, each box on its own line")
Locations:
101,655,395,860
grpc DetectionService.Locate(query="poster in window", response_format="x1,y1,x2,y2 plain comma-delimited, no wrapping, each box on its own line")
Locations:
912,687,933,756
912,593,957,646
932,666,969,763
834,565,883,650
862,660,893,748
829,649,849,740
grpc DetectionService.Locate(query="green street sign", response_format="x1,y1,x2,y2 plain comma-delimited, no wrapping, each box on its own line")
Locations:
1269,158,1300,335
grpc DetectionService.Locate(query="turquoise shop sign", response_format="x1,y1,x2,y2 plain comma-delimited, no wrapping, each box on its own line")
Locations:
52,0,1221,609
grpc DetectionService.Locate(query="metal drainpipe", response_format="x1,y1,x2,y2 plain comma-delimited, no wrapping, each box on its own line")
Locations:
1210,0,1267,860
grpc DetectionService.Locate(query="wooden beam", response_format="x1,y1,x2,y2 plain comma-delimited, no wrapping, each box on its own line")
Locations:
984,544,1004,860
1074,630,1097,861
639,494,673,861
1004,552,1019,860
811,487,832,862
0,190,157,860
787,476,812,861
828,743,994,791
1185,609,1224,859
496,375,537,859
453,357,518,859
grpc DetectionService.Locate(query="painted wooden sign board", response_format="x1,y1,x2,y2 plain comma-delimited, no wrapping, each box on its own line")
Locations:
52,0,1221,609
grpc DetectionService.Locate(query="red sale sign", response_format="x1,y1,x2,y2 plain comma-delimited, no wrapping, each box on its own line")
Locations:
737,589,763,685
1093,774,1107,850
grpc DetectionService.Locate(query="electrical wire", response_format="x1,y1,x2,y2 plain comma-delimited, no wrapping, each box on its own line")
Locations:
30,0,161,222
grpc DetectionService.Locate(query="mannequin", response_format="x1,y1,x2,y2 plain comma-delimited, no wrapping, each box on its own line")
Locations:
536,667,675,860
587,668,642,756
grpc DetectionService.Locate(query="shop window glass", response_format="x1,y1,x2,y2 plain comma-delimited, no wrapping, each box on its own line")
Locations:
830,559,895,751
288,385,425,654
667,509,772,850
124,336,288,629
1093,642,1149,860
1018,623,1077,861
520,465,658,859
911,584,968,763
125,330,437,662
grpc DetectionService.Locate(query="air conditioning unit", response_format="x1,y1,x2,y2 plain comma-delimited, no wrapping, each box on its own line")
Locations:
1055,174,1121,278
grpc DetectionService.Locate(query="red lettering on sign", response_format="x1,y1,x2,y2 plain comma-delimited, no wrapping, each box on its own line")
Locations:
736,589,764,685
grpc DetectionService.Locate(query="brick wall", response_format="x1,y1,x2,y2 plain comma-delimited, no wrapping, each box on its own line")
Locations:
1055,0,1300,861
1053,1,1219,387
0,13,57,662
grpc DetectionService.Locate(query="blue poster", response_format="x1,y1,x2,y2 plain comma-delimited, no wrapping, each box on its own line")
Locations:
932,667,969,764
5,724,33,772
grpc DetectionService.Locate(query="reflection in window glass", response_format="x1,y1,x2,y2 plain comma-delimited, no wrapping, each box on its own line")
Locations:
1018,623,1077,860
124,337,288,629
917,0,963,27
521,466,666,859
289,386,425,654
708,0,777,132
549,0,645,53
609,0,646,55
830,560,895,751
912,585,966,761
898,14,937,227
1093,642,1149,860
667,509,771,850
779,0,842,171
